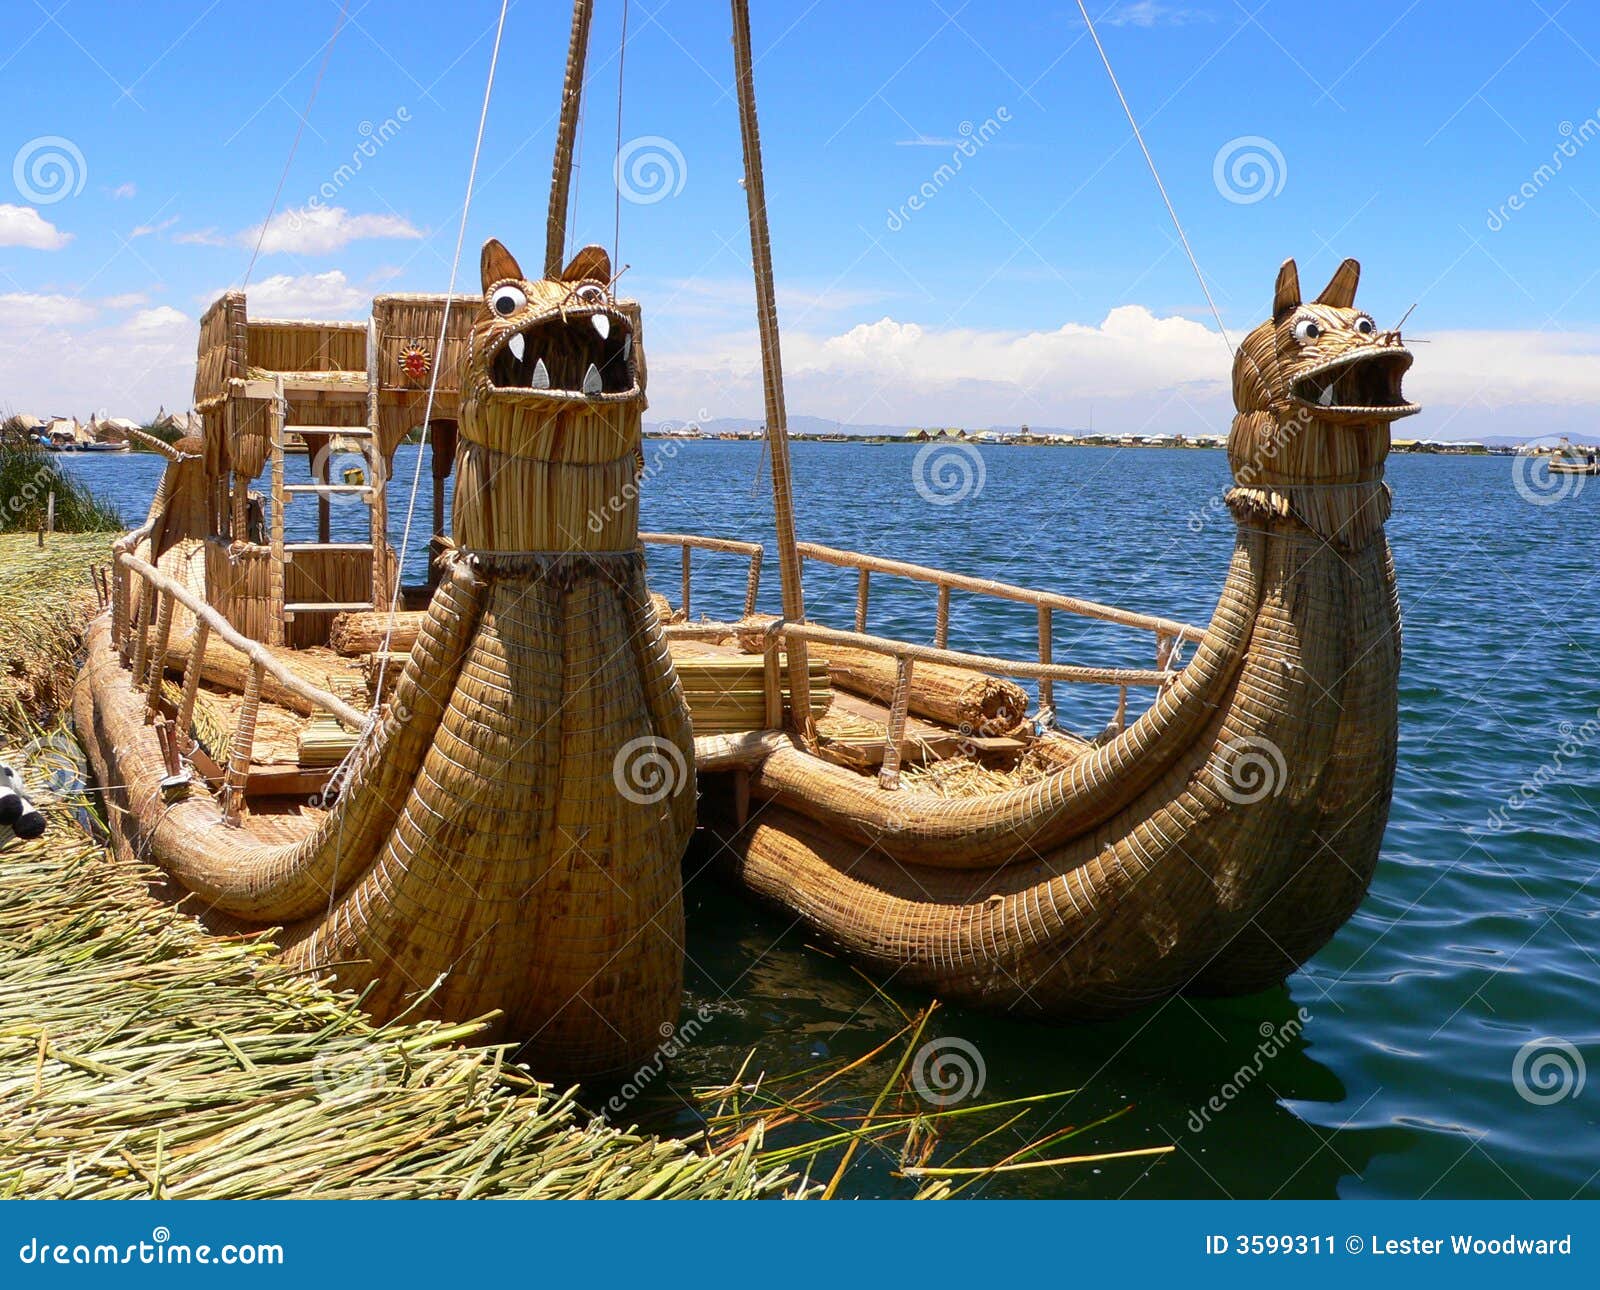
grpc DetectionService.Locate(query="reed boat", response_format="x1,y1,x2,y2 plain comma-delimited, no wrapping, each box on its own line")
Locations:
61,0,1416,1081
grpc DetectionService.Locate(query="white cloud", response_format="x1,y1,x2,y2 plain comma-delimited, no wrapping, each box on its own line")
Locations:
1101,2,1214,27
124,305,190,335
100,292,150,310
0,204,72,250
174,226,229,247
231,270,367,318
110,182,137,200
243,206,421,256
0,293,98,328
130,215,179,239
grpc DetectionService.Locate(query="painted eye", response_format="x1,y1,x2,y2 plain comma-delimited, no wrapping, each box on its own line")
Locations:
574,283,606,306
1354,316,1376,336
490,284,527,317
1292,317,1322,343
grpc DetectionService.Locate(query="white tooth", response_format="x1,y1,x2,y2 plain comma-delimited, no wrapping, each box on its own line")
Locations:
592,314,610,340
530,358,550,389
582,363,603,395
622,334,632,362
508,333,525,362
1319,384,1334,407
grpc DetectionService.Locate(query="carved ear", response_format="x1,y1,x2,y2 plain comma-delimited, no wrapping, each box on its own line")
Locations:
480,239,523,291
1273,259,1301,320
561,244,612,284
1315,258,1361,308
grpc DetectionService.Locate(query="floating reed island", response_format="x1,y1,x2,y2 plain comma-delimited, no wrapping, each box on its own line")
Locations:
50,0,1417,1092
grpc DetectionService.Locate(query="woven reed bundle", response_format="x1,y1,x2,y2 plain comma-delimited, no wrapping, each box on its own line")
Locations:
715,257,1415,1017
812,643,1027,737
329,608,426,655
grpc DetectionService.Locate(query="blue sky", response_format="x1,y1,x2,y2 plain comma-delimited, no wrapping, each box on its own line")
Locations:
5,0,1600,438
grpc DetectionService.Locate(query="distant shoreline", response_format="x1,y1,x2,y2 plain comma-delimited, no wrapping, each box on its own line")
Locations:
641,433,1529,456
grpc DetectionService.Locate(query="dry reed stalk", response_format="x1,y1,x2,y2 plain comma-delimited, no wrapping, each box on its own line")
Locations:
328,609,426,656
0,789,789,1199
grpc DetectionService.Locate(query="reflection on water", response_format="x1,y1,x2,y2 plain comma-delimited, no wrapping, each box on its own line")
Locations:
55,443,1600,1199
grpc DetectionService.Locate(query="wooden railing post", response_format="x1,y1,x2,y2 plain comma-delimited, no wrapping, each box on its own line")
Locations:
680,544,692,620
222,660,264,826
177,618,210,741
762,630,784,730
143,590,176,719
1037,606,1054,727
934,584,951,649
877,655,916,790
130,574,157,684
854,569,870,633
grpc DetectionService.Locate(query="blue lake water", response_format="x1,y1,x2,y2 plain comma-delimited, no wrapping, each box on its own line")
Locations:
54,442,1600,1199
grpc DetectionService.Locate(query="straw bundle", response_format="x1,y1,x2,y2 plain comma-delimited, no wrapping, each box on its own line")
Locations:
676,655,829,735
817,644,1028,736
0,792,788,1199
0,534,105,733
329,608,426,655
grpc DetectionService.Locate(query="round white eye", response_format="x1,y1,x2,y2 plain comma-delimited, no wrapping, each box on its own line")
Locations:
1292,317,1322,343
490,285,526,317
1354,316,1376,335
574,283,606,305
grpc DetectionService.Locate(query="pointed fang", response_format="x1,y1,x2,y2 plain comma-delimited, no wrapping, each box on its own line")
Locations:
530,358,550,389
592,314,611,340
582,363,603,395
508,333,525,363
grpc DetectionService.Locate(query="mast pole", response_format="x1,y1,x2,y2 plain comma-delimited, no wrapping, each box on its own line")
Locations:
546,0,595,277
731,0,815,745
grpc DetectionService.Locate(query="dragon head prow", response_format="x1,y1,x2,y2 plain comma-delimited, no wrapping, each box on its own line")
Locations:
1233,257,1418,426
1226,259,1419,545
468,238,641,407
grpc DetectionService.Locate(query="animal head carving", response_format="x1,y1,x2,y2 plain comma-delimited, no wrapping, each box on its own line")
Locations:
467,238,641,407
1233,257,1418,425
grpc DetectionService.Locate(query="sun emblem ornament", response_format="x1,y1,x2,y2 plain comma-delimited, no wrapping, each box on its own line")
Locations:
398,341,432,383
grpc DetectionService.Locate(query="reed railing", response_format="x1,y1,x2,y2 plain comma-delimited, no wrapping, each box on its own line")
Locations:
111,550,367,825
640,532,764,621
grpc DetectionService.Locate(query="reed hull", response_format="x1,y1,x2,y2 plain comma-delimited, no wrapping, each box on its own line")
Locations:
710,524,1400,1019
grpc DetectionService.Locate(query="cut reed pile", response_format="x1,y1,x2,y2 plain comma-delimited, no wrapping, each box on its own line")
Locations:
0,532,106,733
0,790,790,1199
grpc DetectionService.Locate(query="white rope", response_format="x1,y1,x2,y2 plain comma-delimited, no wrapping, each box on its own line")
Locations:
1074,0,1237,359
362,0,512,743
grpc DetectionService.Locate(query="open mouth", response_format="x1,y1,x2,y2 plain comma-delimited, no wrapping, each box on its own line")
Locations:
1291,349,1418,418
488,309,636,397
